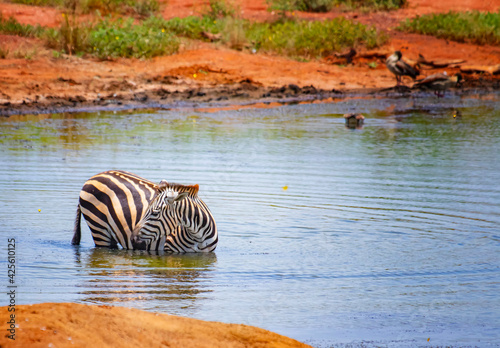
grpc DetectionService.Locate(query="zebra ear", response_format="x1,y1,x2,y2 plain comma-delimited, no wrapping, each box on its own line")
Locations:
158,180,168,191
175,192,189,202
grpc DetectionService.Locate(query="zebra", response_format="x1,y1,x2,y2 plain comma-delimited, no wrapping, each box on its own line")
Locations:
72,170,218,252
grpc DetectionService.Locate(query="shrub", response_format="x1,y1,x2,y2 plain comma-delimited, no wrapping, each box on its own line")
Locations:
89,17,179,59
266,0,406,13
398,10,500,46
157,14,387,58
247,17,387,58
44,12,91,55
336,0,407,11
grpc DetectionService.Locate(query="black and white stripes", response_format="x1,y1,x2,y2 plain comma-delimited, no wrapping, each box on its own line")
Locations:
72,170,218,252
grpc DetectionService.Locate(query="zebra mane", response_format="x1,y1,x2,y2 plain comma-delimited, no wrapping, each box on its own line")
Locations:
157,180,199,197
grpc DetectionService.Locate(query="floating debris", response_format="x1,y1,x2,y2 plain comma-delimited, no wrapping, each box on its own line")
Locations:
344,113,365,129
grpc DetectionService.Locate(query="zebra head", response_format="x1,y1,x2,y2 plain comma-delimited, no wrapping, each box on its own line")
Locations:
131,181,197,251
131,181,217,252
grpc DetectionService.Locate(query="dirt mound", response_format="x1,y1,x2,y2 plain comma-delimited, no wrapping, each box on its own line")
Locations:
1,303,311,348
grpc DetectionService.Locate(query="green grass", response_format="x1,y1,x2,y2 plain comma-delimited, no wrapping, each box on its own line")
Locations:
44,16,180,58
267,0,407,14
333,0,407,11
398,10,500,46
267,0,333,15
204,0,237,19
81,0,160,17
90,17,179,59
8,0,65,6
8,0,160,17
1,0,387,60
246,17,387,58
156,15,387,58
0,14,45,37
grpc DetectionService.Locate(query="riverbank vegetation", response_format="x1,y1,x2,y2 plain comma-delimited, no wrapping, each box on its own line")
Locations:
0,0,387,59
398,10,500,46
266,0,407,14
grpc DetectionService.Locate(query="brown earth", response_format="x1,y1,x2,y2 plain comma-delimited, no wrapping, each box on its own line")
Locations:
1,0,500,115
0,303,311,347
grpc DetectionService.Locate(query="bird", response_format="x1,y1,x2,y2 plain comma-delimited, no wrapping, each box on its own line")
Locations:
385,51,420,86
413,72,463,97
344,113,365,129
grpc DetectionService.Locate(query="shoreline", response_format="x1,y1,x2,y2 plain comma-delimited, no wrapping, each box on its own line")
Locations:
2,77,499,117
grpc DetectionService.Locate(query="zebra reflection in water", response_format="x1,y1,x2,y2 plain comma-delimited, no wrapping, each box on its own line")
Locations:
73,248,217,308
73,170,218,252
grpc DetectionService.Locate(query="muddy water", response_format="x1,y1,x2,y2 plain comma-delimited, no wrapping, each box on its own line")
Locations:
1,94,499,347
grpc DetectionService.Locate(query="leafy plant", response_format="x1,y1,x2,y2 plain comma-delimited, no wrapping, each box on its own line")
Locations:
398,10,500,46
89,17,179,59
246,17,387,58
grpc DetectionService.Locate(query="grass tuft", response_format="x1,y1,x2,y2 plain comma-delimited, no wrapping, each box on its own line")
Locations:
0,14,45,37
266,0,407,14
246,18,387,58
81,0,160,17
398,10,500,46
8,0,65,6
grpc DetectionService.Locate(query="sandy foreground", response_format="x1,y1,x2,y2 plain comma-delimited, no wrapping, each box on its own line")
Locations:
1,303,312,347
1,0,500,116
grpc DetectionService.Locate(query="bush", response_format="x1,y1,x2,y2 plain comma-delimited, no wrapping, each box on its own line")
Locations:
44,12,91,55
398,10,500,46
44,15,179,58
157,13,387,59
337,0,407,11
266,0,406,13
89,17,179,59
247,17,387,58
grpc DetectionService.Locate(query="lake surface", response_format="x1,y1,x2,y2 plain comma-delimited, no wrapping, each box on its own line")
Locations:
1,94,499,347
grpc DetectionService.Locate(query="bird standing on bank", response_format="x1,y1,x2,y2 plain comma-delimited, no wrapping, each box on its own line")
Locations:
414,72,463,97
386,51,420,86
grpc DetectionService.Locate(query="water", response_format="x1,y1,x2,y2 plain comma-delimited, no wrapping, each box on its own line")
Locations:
1,94,499,347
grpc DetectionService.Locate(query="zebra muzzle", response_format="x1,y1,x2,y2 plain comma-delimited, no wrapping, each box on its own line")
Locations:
131,234,149,250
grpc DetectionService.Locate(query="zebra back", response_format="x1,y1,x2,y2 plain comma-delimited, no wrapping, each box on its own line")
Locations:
78,170,158,249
